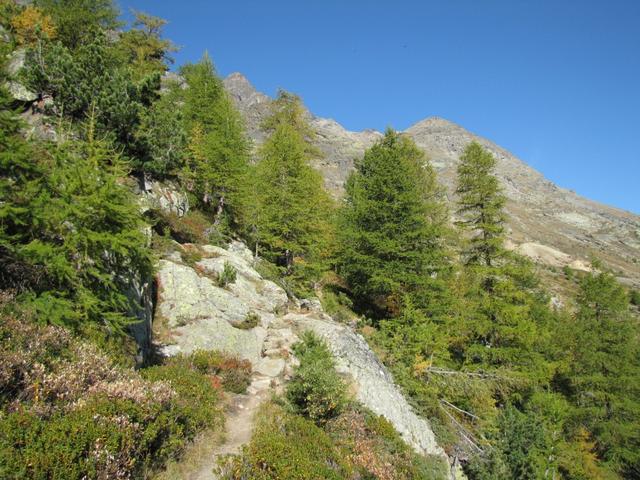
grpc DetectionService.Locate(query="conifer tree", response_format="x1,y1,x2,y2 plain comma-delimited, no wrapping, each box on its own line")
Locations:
1,108,151,333
35,0,120,50
251,92,333,281
115,11,177,80
180,54,250,226
562,270,640,475
337,129,449,315
455,141,506,268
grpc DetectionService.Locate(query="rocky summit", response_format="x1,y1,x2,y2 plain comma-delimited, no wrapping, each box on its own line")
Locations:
224,73,640,287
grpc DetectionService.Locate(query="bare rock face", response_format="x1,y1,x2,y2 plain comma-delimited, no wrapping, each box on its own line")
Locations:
155,247,287,365
223,73,640,286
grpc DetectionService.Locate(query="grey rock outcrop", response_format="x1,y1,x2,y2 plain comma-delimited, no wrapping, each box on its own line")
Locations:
5,48,38,102
223,73,640,287
139,179,190,217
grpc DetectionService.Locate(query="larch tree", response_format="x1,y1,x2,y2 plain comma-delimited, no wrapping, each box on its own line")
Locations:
251,91,333,282
337,129,450,316
455,141,507,268
180,53,250,227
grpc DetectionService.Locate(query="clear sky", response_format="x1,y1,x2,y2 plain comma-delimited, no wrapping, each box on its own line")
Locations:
118,0,640,214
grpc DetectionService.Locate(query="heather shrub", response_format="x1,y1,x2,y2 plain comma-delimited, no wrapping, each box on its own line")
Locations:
163,350,252,394
286,331,348,423
0,392,204,480
0,311,222,479
140,363,221,430
326,407,448,480
152,209,212,244
237,311,260,330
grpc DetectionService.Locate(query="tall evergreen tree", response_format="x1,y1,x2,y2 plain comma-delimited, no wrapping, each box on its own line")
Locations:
561,270,640,476
337,129,449,316
114,11,177,81
250,92,333,281
456,141,507,268
1,109,151,333
179,54,250,225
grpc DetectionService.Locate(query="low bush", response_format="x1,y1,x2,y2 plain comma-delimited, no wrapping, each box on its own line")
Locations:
181,247,203,268
237,311,260,330
217,261,237,287
221,401,449,480
0,311,223,479
221,402,353,480
630,289,640,306
163,350,252,394
286,331,347,423
326,407,449,480
152,210,212,244
321,284,356,323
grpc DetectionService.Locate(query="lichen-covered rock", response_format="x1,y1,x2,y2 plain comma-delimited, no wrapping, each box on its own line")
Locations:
139,179,189,217
155,245,288,365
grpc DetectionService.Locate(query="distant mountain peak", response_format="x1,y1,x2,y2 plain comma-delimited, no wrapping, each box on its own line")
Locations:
224,72,265,104
404,116,466,134
222,72,639,286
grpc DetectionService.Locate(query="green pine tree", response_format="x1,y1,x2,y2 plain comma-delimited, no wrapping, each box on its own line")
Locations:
455,141,507,268
35,0,120,50
250,93,333,283
337,129,449,316
114,10,177,81
561,270,640,476
179,54,250,226
1,108,152,334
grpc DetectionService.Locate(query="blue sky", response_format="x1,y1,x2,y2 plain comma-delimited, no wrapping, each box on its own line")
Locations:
119,0,639,214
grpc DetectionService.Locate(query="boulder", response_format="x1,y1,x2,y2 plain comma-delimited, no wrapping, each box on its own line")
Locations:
155,244,288,365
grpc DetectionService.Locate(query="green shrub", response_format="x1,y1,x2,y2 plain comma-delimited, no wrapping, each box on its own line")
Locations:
321,285,355,323
181,247,203,268
562,265,574,279
0,390,217,480
217,261,237,287
286,332,347,423
221,402,353,480
0,312,222,479
153,210,212,244
326,406,449,480
163,350,252,394
237,311,260,330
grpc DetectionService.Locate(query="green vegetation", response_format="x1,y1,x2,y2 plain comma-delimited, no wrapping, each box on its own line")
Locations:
0,306,224,479
248,91,334,288
180,54,250,226
337,129,450,317
455,141,507,267
222,339,448,480
1,1,638,478
217,261,237,287
286,332,348,423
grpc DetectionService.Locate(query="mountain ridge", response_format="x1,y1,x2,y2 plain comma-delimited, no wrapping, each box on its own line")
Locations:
223,72,640,287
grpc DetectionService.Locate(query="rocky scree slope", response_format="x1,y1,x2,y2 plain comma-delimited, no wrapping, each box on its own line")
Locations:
224,72,640,287
153,239,454,477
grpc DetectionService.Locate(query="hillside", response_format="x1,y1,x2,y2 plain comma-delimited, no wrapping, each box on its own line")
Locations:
224,72,640,287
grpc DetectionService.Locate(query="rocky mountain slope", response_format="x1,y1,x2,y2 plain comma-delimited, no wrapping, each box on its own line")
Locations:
224,73,640,287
